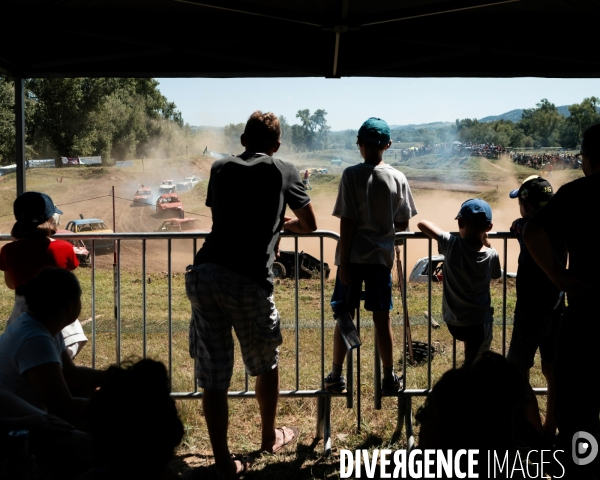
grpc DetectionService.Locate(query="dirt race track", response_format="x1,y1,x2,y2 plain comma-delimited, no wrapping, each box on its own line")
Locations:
1,156,579,276
0,159,212,274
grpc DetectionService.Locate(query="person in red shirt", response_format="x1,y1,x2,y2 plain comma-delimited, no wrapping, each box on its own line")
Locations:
0,191,87,358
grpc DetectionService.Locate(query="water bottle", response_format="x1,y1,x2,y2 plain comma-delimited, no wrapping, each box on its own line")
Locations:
331,288,362,350
334,310,362,350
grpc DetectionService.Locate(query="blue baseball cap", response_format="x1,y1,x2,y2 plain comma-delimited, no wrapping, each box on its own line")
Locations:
358,117,391,146
455,198,492,226
14,191,62,226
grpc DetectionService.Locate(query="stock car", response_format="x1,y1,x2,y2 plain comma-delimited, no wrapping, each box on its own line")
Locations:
176,176,200,191
64,218,114,253
155,218,202,233
155,193,184,218
159,180,177,195
132,186,153,205
272,251,331,280
409,254,516,283
56,229,91,266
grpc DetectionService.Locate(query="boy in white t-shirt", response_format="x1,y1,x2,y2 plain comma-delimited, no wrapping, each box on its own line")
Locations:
325,117,417,395
418,199,501,367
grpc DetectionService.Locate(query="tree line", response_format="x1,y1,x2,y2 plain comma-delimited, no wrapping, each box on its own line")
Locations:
396,98,600,149
0,77,187,165
224,109,331,152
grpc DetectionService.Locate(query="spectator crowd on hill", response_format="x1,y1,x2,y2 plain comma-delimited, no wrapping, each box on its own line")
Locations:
511,151,581,170
395,141,508,160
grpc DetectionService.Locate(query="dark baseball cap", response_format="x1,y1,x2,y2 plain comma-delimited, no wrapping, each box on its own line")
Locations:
358,117,391,146
14,191,62,225
509,175,553,208
455,198,492,226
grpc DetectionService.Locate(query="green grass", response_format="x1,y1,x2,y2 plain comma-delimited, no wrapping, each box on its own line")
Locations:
0,267,530,479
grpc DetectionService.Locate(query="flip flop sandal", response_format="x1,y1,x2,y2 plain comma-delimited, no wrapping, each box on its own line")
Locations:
217,455,252,479
269,426,300,454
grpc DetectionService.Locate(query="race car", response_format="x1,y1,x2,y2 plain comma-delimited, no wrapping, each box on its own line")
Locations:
176,176,200,191
155,193,184,218
159,180,177,195
132,186,153,206
55,229,91,266
64,218,114,253
409,254,516,283
155,218,202,233
272,251,331,280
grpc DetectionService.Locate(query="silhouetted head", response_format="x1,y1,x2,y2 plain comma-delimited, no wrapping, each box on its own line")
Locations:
88,359,184,478
15,267,81,326
417,351,527,452
580,123,600,176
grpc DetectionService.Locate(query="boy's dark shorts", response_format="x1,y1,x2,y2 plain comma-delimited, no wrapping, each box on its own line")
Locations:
507,307,560,371
331,263,392,313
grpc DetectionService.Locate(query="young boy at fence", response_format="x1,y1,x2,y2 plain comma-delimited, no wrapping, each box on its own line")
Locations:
324,117,417,395
506,175,566,436
418,199,501,367
0,191,87,358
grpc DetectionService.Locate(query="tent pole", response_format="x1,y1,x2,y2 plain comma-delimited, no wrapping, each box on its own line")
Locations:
15,77,26,195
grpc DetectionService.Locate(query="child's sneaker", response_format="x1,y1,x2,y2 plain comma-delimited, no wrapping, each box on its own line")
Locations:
324,373,347,394
381,373,403,395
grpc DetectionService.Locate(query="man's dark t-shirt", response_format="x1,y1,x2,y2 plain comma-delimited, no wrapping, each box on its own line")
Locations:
529,173,600,310
194,153,310,293
511,217,566,313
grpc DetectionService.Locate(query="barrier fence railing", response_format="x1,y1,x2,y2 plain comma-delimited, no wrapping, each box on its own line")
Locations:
0,230,523,454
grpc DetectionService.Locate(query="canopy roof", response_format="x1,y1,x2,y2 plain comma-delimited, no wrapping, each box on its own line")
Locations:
2,0,599,79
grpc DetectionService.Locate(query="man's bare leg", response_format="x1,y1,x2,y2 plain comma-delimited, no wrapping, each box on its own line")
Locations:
542,359,557,435
203,388,245,478
257,367,280,451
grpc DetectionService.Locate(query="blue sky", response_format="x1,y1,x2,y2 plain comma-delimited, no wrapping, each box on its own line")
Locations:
156,77,600,131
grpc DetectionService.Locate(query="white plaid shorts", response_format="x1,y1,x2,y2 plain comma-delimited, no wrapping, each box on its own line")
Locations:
186,263,282,389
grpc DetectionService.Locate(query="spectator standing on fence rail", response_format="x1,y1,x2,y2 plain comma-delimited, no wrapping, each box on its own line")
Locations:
185,111,317,479
524,123,600,479
506,176,566,437
325,117,417,396
0,191,88,358
418,199,501,367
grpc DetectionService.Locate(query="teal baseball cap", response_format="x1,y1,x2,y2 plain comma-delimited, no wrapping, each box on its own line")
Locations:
455,198,492,226
358,117,391,146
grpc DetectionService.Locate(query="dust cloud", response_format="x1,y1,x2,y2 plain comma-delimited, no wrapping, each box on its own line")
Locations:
283,187,523,278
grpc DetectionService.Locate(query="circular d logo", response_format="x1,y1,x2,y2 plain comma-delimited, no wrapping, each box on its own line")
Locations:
572,431,599,466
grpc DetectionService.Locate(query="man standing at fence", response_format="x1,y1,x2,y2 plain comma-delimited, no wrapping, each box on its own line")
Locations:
524,123,600,479
186,111,317,479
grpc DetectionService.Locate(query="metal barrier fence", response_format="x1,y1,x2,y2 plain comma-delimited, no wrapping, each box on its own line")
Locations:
0,230,523,455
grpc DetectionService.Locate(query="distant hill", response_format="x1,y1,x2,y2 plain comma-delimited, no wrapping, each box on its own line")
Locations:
389,121,452,130
478,105,586,123
390,122,454,130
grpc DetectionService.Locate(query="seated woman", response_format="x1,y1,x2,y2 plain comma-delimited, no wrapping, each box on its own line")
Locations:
0,268,105,424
